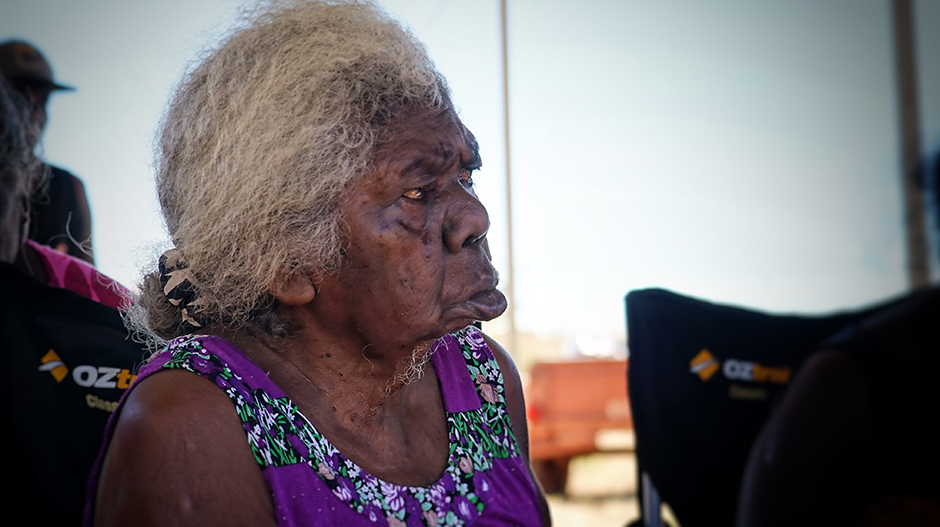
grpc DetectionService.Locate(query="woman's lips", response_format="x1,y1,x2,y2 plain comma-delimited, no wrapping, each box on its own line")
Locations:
463,288,508,321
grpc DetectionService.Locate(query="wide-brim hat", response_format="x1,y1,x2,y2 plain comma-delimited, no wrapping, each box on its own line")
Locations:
0,40,74,91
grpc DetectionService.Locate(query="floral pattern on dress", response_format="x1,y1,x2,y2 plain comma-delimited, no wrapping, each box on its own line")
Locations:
160,326,517,526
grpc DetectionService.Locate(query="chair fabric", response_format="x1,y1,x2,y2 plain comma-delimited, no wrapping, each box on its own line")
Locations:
0,263,144,526
625,288,901,527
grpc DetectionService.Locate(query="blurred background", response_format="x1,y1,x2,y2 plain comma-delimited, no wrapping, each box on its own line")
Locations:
3,0,939,365
3,1,939,525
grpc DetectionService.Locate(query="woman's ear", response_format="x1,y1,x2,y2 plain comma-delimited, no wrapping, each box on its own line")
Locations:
271,270,318,306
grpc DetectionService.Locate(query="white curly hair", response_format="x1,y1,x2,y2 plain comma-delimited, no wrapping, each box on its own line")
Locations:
134,0,450,339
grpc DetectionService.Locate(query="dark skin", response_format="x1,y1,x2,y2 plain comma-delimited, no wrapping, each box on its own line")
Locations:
94,106,550,526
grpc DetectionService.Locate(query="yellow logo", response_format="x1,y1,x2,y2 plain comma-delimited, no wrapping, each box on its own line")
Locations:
38,349,69,382
689,349,719,381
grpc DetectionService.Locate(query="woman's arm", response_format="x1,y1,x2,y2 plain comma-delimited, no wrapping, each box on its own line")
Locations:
483,333,552,527
94,369,276,527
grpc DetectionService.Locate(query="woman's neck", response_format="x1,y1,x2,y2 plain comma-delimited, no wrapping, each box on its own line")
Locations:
214,322,436,410
203,320,450,487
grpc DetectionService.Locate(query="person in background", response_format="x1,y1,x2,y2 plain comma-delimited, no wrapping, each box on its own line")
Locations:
736,286,940,527
87,1,549,525
1,78,143,527
0,39,94,264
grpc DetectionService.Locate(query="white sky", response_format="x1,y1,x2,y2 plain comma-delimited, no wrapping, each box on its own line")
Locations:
3,0,939,349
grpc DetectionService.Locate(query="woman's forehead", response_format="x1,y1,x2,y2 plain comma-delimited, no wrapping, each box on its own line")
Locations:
374,107,479,170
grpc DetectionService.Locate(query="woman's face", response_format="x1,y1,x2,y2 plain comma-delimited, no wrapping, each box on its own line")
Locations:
313,106,507,348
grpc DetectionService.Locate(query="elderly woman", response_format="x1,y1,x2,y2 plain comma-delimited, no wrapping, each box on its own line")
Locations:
87,1,548,526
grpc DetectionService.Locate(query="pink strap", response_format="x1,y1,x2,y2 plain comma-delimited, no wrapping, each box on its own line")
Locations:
27,239,131,311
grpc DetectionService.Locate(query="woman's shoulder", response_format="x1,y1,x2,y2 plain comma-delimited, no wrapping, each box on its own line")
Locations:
93,343,275,526
147,334,267,388
114,367,236,452
117,337,244,449
114,334,266,458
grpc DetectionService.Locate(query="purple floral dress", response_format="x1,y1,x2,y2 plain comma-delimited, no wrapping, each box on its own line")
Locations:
85,326,543,526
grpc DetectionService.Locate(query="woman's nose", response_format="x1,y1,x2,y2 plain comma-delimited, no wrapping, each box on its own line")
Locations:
443,188,490,254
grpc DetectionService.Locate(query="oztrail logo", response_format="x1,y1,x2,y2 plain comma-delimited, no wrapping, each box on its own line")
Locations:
38,349,137,389
38,349,69,382
689,348,792,385
689,349,720,381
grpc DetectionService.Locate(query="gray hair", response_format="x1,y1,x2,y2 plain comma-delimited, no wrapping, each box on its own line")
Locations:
0,80,42,263
134,0,449,340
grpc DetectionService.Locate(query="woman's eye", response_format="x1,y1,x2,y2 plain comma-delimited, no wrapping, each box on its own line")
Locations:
459,169,475,188
403,187,427,200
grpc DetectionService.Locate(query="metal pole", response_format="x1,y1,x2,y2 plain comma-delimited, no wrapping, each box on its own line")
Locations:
892,0,929,289
500,0,518,356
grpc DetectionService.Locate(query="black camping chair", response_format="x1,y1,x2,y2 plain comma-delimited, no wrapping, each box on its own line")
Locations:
624,288,904,527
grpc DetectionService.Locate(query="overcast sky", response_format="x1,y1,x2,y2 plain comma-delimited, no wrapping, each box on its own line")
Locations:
3,0,938,352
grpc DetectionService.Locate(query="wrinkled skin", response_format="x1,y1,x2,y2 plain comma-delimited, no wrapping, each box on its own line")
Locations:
309,105,507,353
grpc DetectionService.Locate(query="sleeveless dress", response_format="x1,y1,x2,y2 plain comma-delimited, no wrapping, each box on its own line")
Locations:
85,326,543,526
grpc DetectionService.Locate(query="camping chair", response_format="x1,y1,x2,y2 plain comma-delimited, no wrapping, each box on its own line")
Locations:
624,288,902,527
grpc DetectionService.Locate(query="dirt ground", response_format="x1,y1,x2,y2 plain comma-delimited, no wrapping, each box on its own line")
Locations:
545,452,639,527
544,451,684,527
